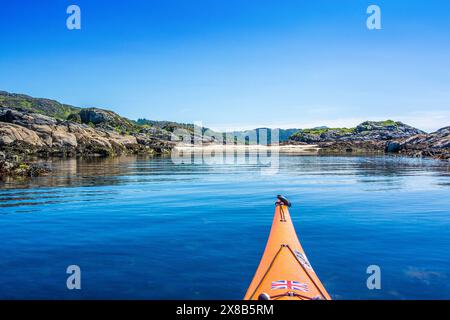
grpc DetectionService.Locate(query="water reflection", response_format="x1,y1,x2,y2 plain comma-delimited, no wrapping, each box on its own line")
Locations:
1,155,448,189
0,154,449,299
0,154,448,209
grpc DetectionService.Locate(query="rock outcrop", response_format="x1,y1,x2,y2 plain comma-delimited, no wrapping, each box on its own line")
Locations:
290,120,425,143
0,158,51,177
79,108,137,133
0,108,173,158
393,127,450,160
289,121,449,160
0,122,45,147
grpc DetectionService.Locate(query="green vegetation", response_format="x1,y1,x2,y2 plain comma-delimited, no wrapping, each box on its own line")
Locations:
136,118,197,133
67,113,81,123
0,91,79,120
300,127,355,135
290,127,356,139
18,163,29,170
289,120,411,141
379,120,398,126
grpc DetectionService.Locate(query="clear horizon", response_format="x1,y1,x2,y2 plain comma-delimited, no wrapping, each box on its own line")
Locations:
1,0,449,132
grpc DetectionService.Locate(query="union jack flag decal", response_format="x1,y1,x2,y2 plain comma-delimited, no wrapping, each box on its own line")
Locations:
271,280,309,292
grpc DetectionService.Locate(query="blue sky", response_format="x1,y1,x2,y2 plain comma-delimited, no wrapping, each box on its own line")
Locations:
0,0,449,132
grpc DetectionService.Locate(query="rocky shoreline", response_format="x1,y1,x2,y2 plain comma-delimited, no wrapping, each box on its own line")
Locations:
0,108,175,157
289,121,450,161
0,153,52,178
1,91,449,178
0,97,176,178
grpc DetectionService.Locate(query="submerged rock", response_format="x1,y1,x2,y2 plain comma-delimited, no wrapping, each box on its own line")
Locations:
0,159,52,178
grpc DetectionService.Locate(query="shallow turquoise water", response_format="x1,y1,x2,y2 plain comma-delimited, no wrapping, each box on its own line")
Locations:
0,155,449,299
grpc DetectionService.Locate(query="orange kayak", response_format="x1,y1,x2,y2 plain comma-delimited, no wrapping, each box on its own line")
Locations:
244,196,331,300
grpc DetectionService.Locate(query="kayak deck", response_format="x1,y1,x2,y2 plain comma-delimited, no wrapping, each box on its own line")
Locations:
244,199,331,300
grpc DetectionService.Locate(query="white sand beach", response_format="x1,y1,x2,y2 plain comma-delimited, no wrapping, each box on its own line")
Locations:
173,144,321,153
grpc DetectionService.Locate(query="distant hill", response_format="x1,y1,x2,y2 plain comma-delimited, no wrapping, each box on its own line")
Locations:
0,91,79,120
230,128,300,144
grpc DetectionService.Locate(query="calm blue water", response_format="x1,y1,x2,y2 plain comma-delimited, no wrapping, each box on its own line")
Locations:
0,155,449,299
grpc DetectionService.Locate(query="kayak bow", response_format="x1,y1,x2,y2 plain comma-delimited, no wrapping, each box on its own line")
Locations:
244,196,331,300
